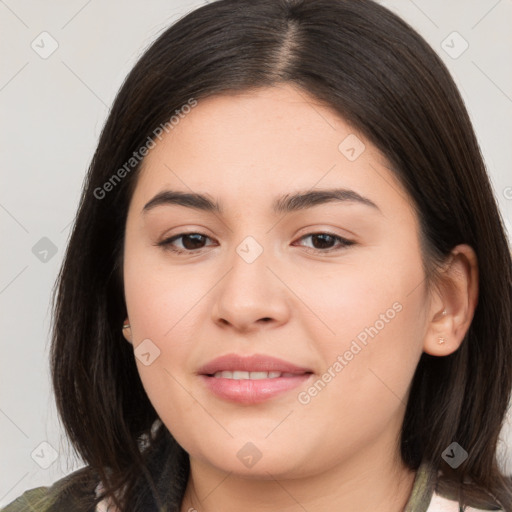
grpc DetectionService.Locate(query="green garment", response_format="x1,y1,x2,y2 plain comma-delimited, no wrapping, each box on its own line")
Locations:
0,461,503,511
0,467,98,512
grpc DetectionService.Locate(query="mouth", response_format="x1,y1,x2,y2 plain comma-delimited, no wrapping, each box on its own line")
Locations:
210,370,302,379
197,354,314,404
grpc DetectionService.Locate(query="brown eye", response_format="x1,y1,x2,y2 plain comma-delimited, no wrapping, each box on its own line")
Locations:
157,232,214,254
294,232,355,253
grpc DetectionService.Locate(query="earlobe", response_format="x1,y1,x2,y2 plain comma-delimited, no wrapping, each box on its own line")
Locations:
422,244,479,357
423,307,454,356
122,319,133,344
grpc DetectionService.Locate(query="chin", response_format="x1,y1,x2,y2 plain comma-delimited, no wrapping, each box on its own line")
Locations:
187,437,314,478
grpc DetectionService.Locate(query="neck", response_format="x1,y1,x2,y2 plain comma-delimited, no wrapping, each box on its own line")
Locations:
179,440,416,512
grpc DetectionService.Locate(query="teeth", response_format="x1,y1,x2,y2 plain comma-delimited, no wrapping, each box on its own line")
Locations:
213,370,288,379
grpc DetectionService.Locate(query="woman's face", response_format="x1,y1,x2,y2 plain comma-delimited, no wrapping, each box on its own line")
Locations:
123,83,431,478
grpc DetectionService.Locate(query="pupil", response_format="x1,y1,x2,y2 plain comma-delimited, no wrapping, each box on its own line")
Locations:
313,234,334,249
183,234,205,250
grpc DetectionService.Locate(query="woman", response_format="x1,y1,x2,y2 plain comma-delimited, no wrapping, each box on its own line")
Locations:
3,0,511,510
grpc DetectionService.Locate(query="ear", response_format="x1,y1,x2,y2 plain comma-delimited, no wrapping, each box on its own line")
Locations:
423,244,479,356
122,318,133,344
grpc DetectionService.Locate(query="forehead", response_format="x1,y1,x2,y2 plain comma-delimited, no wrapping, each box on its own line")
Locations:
129,83,410,218
141,83,364,167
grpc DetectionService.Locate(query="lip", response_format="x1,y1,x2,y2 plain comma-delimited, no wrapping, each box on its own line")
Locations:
197,353,313,375
197,353,314,405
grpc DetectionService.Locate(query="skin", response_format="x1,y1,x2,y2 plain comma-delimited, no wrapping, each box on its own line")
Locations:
122,83,478,512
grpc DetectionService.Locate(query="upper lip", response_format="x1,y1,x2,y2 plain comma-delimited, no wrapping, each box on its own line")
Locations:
197,353,313,375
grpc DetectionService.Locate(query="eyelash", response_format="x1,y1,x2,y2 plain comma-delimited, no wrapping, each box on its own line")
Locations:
156,231,355,255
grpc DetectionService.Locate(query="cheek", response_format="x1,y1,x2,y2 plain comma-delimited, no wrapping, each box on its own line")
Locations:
289,294,425,472
295,248,425,358
296,250,426,424
122,246,222,421
123,242,205,340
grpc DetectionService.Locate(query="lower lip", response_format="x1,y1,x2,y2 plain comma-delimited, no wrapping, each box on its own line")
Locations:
200,374,312,404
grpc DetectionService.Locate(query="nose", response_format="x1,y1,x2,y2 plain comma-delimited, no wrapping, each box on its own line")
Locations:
211,241,290,333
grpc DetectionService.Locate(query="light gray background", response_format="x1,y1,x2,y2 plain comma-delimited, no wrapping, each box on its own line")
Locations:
1,0,511,506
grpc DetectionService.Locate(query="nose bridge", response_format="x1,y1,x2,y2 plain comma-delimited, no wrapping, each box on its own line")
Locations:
212,232,289,328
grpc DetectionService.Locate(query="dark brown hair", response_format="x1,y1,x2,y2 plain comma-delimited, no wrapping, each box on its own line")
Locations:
48,0,512,510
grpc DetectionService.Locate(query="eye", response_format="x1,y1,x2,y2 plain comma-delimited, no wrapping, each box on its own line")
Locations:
293,232,355,253
156,231,355,255
156,232,215,254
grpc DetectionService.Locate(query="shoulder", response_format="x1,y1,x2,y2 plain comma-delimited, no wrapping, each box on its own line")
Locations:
427,491,504,511
1,485,55,512
1,467,100,512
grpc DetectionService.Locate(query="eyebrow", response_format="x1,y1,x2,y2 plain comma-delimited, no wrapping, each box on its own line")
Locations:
142,188,381,215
